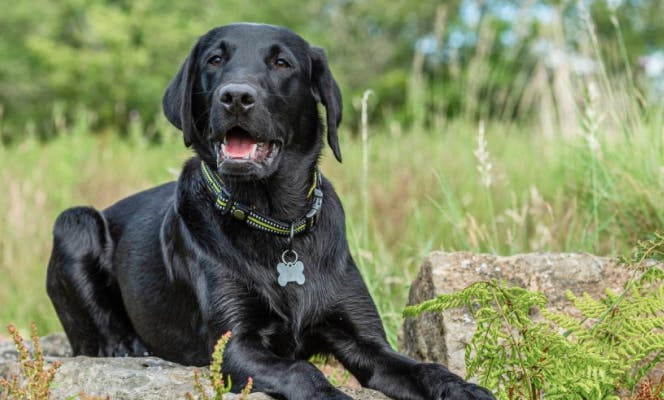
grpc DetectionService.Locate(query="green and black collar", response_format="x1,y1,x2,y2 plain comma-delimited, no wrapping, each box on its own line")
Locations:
200,161,323,237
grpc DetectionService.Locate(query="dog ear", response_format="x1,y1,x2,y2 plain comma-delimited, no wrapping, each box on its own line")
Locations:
310,46,343,162
162,42,201,147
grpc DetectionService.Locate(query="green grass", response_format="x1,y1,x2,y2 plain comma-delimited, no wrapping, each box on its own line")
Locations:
1,109,663,345
333,115,664,345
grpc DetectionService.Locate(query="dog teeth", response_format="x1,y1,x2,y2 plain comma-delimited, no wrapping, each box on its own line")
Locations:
218,141,271,160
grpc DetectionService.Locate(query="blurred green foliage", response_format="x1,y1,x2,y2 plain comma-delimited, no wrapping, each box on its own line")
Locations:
0,0,449,139
1,0,663,141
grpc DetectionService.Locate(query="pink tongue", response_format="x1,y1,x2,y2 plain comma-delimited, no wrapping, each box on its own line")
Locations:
225,136,256,158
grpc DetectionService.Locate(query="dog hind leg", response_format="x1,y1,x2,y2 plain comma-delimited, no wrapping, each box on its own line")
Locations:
46,206,147,357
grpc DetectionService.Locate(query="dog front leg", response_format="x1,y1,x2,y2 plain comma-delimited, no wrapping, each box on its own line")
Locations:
221,335,351,400
321,275,495,400
327,333,495,400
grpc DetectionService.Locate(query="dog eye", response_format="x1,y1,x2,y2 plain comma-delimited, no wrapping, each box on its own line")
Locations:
208,55,224,66
274,58,291,69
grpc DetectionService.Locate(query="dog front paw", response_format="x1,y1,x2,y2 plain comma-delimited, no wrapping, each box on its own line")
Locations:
414,363,495,400
438,380,495,400
103,335,150,357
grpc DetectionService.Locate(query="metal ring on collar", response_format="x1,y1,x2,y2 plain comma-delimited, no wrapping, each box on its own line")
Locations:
281,249,298,264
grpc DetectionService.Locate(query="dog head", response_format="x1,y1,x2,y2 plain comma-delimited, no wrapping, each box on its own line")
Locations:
163,23,342,180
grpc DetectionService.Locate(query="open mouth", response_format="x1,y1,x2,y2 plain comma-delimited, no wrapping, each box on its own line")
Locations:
217,127,280,164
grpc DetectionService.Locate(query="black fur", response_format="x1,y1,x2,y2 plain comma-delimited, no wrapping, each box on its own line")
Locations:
46,23,494,400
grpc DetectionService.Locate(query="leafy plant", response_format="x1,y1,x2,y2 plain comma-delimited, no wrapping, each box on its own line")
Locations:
0,323,61,400
404,232,664,399
186,332,253,400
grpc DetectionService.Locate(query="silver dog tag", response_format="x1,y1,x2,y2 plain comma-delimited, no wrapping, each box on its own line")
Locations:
277,250,305,286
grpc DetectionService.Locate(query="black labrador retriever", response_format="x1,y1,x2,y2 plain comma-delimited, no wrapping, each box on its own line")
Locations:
46,23,494,400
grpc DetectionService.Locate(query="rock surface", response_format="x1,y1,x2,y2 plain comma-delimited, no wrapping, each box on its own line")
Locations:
0,334,388,400
400,252,631,377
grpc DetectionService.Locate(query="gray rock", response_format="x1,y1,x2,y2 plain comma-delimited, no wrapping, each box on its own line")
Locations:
0,334,388,399
50,356,210,400
49,357,387,399
400,252,631,377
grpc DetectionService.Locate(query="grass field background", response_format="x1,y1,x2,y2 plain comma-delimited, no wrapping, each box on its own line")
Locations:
1,102,662,346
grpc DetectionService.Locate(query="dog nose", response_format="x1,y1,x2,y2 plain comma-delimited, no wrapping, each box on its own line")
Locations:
219,84,257,113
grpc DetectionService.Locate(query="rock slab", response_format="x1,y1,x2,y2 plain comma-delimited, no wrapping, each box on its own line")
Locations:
49,357,386,400
400,252,631,376
0,334,388,400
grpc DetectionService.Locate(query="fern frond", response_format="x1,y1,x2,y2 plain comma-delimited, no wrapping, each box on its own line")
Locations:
620,316,664,335
541,309,585,336
568,291,609,319
640,267,664,284
403,281,493,316
616,332,664,359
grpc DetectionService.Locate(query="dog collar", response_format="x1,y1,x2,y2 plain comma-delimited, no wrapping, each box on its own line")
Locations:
200,160,323,237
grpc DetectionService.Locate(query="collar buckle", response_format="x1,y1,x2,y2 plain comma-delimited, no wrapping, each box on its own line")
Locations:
231,202,250,221
305,188,323,230
305,188,323,219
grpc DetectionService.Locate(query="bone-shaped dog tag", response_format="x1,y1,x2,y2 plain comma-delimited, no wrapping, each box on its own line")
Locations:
276,250,305,287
